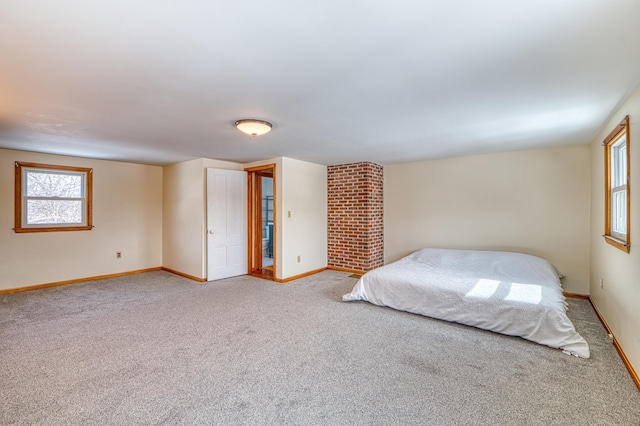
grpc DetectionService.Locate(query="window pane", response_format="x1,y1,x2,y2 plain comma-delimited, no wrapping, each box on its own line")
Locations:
611,189,627,236
26,171,83,198
620,144,627,185
611,137,627,187
26,200,83,224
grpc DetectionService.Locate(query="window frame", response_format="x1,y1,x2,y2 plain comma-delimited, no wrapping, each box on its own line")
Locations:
14,162,93,233
603,115,630,253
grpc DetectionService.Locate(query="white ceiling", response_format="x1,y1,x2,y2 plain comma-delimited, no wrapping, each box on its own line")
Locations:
1,0,639,166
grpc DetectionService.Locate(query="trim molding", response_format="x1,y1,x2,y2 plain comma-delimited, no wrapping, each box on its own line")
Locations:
0,267,162,294
585,296,640,392
274,267,327,283
327,265,367,275
161,267,207,282
563,292,589,299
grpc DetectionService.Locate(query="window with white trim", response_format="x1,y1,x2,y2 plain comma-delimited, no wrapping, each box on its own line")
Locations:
15,162,93,233
603,116,630,252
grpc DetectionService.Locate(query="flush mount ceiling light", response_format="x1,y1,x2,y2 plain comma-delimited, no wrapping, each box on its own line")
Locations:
235,119,272,136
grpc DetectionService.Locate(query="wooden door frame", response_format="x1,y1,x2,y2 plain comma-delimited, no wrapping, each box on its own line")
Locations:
245,164,276,278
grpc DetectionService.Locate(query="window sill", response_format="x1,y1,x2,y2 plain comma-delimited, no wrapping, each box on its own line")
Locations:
603,235,630,253
14,226,93,233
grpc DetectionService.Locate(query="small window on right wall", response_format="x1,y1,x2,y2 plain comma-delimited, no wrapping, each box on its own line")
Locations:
603,115,630,253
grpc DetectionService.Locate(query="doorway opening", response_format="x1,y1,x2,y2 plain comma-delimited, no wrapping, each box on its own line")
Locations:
246,164,276,280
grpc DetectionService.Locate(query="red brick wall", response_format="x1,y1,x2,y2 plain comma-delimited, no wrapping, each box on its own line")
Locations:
327,162,383,272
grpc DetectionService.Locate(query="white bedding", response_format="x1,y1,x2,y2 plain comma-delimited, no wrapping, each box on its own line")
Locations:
343,248,590,358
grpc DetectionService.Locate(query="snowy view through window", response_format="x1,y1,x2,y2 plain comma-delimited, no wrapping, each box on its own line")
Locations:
25,171,84,225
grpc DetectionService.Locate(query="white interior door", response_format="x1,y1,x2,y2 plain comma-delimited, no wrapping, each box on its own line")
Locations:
207,168,247,281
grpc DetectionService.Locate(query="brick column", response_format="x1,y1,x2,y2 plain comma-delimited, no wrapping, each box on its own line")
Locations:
327,162,383,272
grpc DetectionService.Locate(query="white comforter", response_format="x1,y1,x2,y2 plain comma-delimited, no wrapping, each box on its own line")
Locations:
343,248,590,358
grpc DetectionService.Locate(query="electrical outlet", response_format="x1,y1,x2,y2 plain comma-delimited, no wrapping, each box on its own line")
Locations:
608,334,614,343
297,255,301,263
116,252,122,259
599,278,604,289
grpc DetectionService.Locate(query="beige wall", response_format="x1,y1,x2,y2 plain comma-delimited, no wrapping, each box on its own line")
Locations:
243,157,328,280
162,158,241,279
590,83,640,376
163,156,327,282
385,145,591,294
2,151,324,287
281,157,327,278
0,148,162,291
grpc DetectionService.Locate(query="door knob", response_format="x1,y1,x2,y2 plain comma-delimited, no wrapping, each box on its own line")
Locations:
209,230,215,234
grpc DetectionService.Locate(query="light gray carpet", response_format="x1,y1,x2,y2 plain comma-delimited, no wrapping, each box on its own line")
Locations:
1,270,639,425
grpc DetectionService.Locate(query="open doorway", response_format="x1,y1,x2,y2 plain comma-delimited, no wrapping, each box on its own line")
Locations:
246,164,276,280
